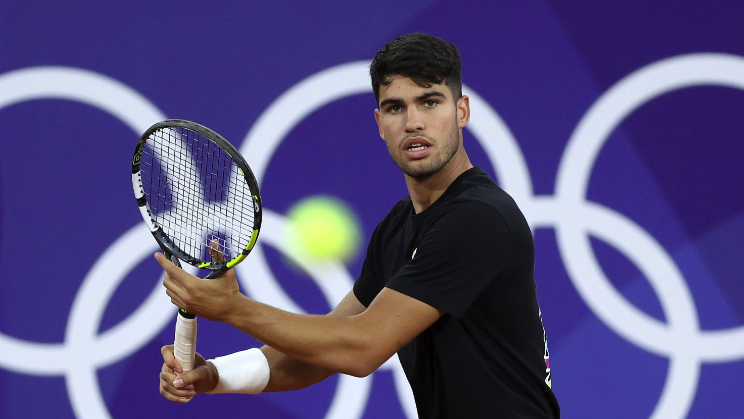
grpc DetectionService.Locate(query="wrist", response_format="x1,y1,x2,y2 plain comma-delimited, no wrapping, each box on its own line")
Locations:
206,361,220,391
207,348,270,394
219,292,251,325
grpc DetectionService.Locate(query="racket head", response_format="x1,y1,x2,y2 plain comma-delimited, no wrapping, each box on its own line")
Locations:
132,119,262,274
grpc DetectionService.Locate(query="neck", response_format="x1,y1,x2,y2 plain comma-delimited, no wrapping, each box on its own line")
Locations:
405,150,473,213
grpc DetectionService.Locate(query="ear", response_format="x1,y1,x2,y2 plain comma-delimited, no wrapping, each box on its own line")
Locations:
374,108,385,140
456,95,470,129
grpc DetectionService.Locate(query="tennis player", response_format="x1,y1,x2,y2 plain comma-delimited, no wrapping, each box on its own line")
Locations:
158,32,560,418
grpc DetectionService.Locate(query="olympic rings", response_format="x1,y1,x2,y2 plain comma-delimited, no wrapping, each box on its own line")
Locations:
1,54,743,419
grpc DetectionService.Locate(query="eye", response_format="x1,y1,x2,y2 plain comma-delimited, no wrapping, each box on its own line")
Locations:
388,105,402,113
424,99,438,107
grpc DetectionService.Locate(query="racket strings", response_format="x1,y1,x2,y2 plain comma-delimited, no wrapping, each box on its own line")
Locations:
139,127,256,264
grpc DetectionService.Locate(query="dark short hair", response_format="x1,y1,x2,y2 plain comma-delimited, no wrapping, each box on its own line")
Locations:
370,32,462,104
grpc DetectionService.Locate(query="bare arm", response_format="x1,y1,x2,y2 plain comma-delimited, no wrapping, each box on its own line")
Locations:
158,252,443,378
260,289,366,392
229,287,442,377
159,285,367,401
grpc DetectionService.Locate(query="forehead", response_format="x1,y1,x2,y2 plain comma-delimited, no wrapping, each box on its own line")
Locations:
378,75,451,101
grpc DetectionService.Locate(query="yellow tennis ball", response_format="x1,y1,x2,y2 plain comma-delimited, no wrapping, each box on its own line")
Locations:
286,196,362,262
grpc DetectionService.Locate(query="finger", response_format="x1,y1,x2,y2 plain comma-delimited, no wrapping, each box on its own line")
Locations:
162,373,192,394
165,289,187,310
163,273,187,297
209,238,226,263
154,252,178,271
160,374,196,403
163,271,191,311
161,345,182,374
158,255,200,298
160,377,196,402
155,253,192,285
160,369,195,392
176,366,210,389
161,368,176,386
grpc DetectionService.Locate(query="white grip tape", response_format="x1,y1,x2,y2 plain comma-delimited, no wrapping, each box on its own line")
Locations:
174,314,197,371
208,348,270,394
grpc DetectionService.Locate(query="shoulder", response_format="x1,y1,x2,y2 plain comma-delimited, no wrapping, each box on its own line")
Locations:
433,183,532,249
429,198,512,242
458,169,521,213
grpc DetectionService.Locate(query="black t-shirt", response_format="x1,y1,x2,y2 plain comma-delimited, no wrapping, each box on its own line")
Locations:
354,167,560,419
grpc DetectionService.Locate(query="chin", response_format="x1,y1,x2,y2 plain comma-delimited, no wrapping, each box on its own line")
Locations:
401,161,441,179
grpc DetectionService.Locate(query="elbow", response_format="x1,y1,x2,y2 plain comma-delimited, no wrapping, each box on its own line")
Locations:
340,358,381,378
333,337,388,378
330,318,392,377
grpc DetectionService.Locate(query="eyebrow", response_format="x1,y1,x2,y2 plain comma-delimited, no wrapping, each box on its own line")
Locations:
379,91,447,109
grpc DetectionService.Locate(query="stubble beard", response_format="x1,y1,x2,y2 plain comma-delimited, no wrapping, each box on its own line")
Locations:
392,129,460,180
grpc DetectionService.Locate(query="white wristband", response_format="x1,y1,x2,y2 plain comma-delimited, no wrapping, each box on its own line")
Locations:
207,348,271,394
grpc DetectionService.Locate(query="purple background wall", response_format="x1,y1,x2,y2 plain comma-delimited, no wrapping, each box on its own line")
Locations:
1,1,743,418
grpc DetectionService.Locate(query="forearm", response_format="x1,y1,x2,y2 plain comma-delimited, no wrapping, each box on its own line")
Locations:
223,294,379,377
260,345,335,392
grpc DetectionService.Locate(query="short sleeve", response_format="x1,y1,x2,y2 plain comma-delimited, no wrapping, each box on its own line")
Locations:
386,202,513,318
353,224,382,308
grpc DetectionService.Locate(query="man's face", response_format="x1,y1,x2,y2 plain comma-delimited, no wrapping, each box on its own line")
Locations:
374,75,468,179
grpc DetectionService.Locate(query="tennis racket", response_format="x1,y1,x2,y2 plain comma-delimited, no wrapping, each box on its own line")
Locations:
131,119,262,371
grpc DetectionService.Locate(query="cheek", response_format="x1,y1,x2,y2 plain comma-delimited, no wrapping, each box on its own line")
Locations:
432,116,456,136
433,108,456,127
379,119,400,138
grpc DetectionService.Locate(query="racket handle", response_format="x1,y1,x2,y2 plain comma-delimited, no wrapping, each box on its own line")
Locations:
174,310,197,371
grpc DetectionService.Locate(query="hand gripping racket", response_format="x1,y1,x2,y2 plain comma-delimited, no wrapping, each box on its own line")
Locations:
132,119,262,371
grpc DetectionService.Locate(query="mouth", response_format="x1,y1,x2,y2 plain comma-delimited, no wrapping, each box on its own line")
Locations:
403,136,432,151
402,137,432,159
407,143,430,151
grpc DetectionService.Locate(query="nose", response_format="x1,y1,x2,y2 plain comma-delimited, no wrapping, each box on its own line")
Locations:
405,107,425,132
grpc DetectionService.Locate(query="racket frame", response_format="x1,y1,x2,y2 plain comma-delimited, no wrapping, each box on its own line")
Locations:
131,119,262,370
132,119,262,274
